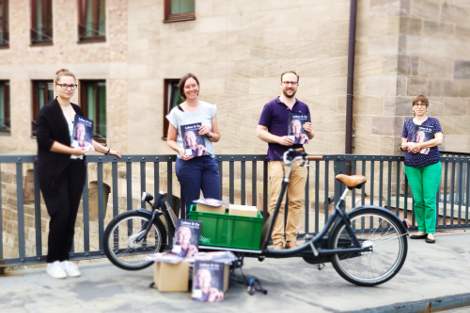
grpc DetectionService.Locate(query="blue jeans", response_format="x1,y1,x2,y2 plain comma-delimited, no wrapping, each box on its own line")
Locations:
176,156,221,218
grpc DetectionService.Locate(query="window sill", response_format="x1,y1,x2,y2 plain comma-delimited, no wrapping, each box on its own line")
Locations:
163,16,195,23
0,44,9,49
30,41,53,47
78,37,106,44
0,131,11,136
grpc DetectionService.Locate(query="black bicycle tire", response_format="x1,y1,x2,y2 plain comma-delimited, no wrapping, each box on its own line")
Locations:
103,210,167,270
329,208,408,286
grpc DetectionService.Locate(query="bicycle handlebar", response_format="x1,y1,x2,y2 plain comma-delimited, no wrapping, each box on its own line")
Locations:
283,148,323,164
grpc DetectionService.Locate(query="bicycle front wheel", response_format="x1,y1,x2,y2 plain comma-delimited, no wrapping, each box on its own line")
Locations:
103,211,167,270
329,208,408,286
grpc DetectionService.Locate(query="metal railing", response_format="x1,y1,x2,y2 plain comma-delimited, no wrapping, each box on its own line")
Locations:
1,152,469,267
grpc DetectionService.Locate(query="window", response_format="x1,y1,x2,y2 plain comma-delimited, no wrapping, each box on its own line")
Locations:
31,80,54,136
0,0,9,47
80,80,106,142
31,0,53,45
78,0,105,42
163,79,184,139
164,0,195,22
0,81,10,134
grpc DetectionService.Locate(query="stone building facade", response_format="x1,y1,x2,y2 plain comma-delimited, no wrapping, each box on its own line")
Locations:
1,0,469,155
1,0,470,262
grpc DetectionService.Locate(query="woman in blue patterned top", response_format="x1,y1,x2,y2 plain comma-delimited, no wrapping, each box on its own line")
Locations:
401,95,443,244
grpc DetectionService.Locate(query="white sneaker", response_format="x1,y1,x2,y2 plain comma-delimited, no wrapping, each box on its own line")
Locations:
62,260,81,277
46,261,67,279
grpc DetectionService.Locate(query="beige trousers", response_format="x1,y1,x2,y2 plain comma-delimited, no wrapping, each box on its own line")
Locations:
268,161,307,245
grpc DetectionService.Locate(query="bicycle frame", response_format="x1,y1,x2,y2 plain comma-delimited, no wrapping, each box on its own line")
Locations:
135,191,177,245
259,150,373,259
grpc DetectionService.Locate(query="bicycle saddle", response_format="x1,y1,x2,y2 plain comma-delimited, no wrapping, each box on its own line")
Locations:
335,174,367,189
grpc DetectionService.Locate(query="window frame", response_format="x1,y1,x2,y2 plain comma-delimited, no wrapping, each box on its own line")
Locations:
163,79,184,139
31,80,54,136
0,80,10,134
0,0,9,48
30,0,53,45
78,0,106,43
79,79,107,143
164,0,195,23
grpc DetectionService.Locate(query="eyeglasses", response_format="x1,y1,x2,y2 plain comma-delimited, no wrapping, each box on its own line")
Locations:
56,83,78,90
281,81,298,86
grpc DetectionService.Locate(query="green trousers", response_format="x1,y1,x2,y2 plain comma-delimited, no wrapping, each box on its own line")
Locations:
404,162,442,234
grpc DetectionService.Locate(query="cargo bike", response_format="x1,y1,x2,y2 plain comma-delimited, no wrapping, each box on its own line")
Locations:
103,148,409,287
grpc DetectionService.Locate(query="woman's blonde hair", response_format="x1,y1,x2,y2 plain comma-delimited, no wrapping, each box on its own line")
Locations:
55,68,76,83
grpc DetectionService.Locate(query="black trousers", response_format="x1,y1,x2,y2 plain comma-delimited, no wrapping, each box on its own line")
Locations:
41,159,86,263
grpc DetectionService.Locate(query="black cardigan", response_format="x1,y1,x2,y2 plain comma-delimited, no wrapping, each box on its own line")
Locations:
36,98,84,193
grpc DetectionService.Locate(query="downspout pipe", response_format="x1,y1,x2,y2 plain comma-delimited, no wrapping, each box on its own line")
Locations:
345,0,357,156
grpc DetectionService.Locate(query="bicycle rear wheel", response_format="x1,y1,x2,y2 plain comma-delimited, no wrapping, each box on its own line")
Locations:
103,211,167,270
329,208,408,286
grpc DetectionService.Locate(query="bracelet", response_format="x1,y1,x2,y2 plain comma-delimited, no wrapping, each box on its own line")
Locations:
105,148,110,155
208,132,213,138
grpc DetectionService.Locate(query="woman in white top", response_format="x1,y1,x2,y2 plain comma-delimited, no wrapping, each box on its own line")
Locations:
166,73,221,218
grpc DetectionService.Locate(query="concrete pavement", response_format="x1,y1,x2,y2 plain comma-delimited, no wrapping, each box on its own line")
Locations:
1,232,470,313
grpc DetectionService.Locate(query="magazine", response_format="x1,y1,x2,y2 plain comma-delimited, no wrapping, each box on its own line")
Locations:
192,261,225,302
143,252,184,264
288,113,309,145
180,122,207,157
172,219,202,258
192,251,238,264
71,115,94,151
193,198,230,207
411,124,434,155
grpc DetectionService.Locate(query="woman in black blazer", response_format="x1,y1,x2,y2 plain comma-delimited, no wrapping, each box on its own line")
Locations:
36,69,120,279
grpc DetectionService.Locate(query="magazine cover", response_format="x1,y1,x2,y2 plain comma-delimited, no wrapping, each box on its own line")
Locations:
411,124,433,155
192,261,224,302
288,113,309,144
72,115,94,151
172,219,202,258
180,122,207,157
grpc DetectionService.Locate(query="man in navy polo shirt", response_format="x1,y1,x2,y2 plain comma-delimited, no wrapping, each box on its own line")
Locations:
256,71,315,250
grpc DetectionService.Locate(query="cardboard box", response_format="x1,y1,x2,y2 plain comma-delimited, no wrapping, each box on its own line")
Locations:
154,261,190,292
196,203,227,214
228,204,259,217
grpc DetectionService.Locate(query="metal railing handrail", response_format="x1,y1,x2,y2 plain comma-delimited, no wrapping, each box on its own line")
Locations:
1,152,470,268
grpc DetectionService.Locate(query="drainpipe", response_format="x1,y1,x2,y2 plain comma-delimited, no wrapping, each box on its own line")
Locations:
345,0,357,173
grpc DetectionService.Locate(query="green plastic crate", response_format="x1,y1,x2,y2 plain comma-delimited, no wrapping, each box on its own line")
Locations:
188,204,263,250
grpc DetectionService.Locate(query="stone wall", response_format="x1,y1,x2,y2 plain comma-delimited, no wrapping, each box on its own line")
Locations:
354,0,470,154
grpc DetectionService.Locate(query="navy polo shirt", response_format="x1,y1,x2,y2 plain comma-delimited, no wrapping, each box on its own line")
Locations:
258,97,311,161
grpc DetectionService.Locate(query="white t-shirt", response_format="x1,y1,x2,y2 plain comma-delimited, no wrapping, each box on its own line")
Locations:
166,101,217,159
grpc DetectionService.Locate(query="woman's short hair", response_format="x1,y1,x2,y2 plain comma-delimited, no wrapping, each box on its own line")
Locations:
55,68,76,84
178,73,200,100
412,95,429,107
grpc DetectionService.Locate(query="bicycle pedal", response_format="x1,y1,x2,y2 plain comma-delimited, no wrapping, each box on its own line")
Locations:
317,263,325,271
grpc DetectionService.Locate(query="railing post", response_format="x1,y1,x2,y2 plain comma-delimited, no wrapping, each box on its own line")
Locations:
333,155,347,206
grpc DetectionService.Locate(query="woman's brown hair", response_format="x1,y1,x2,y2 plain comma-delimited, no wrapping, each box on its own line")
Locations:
412,95,429,107
178,73,200,100
55,68,76,83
